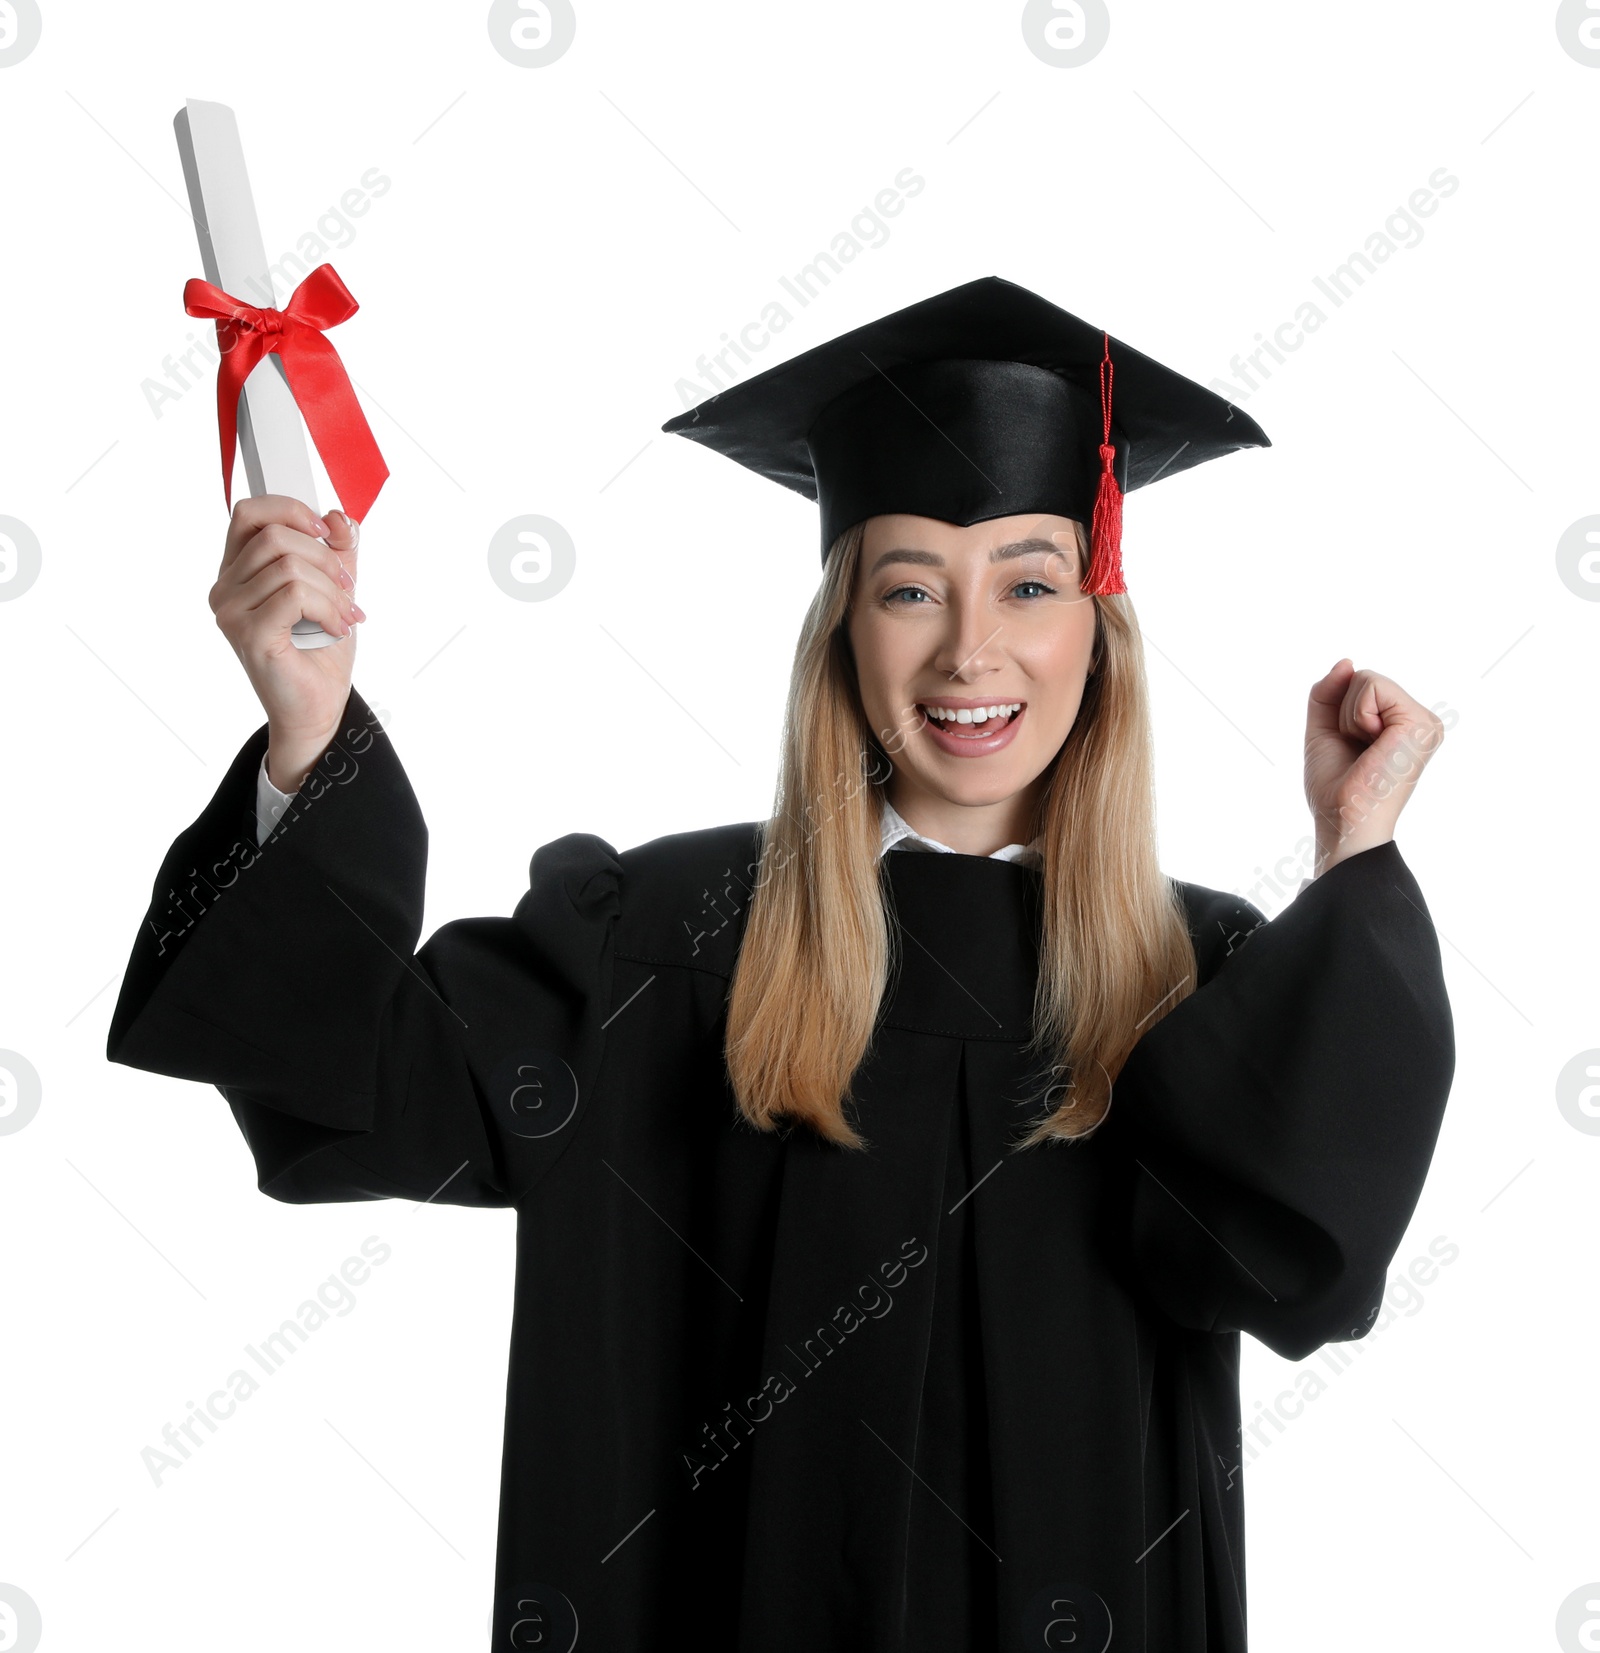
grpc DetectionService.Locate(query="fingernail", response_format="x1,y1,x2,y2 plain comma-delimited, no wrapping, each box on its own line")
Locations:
352,603,367,621
337,564,354,590
312,516,331,536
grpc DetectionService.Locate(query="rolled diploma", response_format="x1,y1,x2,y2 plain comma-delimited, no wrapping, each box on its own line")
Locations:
174,98,338,649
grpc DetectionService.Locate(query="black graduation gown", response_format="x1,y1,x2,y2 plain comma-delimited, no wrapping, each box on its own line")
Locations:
106,686,1455,1651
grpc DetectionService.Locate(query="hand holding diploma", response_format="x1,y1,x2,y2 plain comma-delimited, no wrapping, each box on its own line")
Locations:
209,497,364,792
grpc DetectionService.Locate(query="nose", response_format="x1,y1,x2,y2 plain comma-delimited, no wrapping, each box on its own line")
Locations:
931,588,1005,684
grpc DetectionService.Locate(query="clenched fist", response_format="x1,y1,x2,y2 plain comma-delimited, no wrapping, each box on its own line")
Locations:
1305,659,1445,876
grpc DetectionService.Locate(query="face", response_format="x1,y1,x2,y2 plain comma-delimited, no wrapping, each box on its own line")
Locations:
846,512,1099,815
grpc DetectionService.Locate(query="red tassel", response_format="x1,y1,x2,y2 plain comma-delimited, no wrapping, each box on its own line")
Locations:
1083,332,1127,595
1086,442,1124,595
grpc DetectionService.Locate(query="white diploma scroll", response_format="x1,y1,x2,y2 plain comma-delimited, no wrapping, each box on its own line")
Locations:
174,99,339,650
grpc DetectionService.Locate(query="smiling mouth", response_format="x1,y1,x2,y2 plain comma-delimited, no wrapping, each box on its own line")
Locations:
917,700,1024,736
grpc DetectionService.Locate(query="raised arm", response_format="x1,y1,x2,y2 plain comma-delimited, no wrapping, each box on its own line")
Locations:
106,496,620,1205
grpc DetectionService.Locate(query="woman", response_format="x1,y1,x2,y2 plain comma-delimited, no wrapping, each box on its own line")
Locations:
108,278,1454,1651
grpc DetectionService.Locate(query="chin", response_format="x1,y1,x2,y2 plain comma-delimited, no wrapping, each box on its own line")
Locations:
916,761,1039,809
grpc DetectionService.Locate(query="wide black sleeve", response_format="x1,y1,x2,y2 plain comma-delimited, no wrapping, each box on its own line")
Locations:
1100,840,1455,1361
105,686,622,1207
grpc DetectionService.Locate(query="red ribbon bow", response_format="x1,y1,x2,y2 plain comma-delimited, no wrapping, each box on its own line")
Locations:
183,263,389,523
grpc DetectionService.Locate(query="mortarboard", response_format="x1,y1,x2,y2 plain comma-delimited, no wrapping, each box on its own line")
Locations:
660,275,1269,594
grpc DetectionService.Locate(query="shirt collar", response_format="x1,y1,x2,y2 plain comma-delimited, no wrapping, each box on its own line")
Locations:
878,797,1045,871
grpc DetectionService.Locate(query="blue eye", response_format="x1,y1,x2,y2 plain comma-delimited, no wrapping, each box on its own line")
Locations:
880,578,1058,605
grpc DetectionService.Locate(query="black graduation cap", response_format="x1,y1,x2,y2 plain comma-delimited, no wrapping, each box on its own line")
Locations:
660,274,1270,594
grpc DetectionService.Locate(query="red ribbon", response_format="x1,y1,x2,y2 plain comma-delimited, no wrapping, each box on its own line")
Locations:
183,263,389,523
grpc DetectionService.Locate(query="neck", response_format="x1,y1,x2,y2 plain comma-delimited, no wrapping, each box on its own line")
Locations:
887,775,1042,857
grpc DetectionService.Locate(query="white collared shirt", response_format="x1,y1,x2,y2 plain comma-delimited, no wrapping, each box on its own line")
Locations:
878,796,1044,871
256,755,295,843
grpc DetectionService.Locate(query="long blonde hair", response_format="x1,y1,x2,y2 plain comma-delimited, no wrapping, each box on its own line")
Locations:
723,518,1197,1151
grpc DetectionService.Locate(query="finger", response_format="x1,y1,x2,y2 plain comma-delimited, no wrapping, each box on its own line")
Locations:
233,546,355,625
1340,672,1385,740
227,522,348,596
223,494,332,571
1342,671,1422,742
325,509,359,557
1305,658,1356,734
325,509,360,590
1340,674,1438,773
216,571,353,654
254,581,355,649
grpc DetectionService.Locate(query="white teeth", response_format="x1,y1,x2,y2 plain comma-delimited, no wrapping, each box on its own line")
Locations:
922,702,1022,725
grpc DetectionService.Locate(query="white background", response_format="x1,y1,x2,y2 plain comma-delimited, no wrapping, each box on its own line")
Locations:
0,1,1595,1648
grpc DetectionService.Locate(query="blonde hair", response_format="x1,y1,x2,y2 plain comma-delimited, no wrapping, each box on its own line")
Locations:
723,517,1197,1151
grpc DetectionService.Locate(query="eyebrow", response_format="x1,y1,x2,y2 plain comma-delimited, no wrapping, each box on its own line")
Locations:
864,537,1075,577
